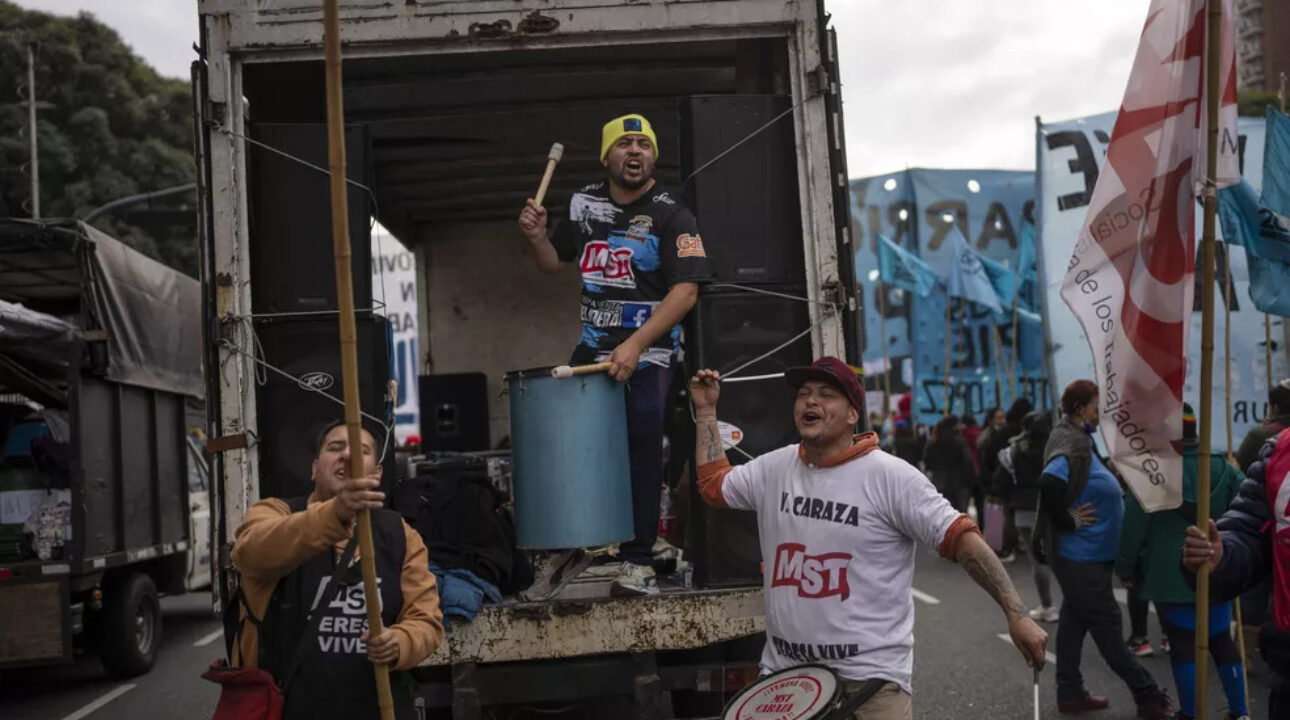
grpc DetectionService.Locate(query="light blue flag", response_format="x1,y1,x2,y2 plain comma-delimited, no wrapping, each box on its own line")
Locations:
979,254,1017,308
877,234,942,297
1266,107,1290,215
1016,220,1038,290
945,228,1004,313
1218,179,1290,316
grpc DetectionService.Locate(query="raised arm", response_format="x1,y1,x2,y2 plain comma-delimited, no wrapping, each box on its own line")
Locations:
691,369,731,508
518,199,563,274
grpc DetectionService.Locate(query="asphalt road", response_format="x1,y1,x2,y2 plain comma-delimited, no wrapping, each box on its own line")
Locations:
907,550,1271,719
0,556,1274,719
0,592,222,720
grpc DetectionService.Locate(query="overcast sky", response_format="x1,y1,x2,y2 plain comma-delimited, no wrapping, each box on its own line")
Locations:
17,0,1146,177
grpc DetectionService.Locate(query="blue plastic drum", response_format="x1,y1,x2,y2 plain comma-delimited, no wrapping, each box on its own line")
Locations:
505,367,634,549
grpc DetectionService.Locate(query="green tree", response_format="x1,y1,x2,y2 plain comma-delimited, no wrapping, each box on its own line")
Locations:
1238,89,1283,118
0,1,197,275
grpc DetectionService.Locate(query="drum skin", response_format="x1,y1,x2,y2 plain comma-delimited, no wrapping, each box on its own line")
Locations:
722,665,841,720
506,368,634,549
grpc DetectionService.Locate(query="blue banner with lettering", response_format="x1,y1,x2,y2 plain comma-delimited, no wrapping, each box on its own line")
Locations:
850,169,1047,425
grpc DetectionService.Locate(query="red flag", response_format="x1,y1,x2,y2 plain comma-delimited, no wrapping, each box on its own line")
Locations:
1060,0,1237,512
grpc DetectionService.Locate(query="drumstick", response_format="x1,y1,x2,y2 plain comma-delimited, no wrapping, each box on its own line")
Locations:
720,372,784,384
551,361,614,379
533,142,564,207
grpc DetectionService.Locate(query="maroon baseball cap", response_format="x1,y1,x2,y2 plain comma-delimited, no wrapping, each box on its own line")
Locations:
784,357,866,413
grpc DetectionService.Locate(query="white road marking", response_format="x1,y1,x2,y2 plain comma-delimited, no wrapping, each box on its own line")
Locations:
193,628,225,647
997,633,1057,665
61,684,136,720
911,588,941,605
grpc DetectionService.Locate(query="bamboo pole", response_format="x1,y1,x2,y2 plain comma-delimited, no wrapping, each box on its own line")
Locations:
1194,0,1223,715
1275,85,1289,394
1223,262,1252,720
990,324,1006,409
878,283,892,418
1010,294,1020,405
322,3,395,719
943,294,953,416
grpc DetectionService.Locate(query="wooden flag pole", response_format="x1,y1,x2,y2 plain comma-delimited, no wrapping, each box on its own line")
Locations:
943,294,953,416
1010,293,1020,405
322,2,396,719
1223,251,1253,720
1275,85,1289,393
877,283,892,418
1195,0,1224,716
990,324,1006,408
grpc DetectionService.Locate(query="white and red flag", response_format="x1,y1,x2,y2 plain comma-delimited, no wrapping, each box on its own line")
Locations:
1060,0,1237,511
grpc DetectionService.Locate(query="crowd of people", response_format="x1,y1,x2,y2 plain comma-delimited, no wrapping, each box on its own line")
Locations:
869,380,1290,720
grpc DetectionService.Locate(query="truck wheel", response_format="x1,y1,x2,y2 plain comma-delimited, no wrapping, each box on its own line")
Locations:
99,573,161,678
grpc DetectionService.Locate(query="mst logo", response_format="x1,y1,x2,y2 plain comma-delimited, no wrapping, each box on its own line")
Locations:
771,542,852,601
579,240,636,288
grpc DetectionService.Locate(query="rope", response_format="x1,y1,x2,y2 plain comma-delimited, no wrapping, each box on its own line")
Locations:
209,120,392,314
719,319,821,381
703,283,833,307
241,305,387,320
211,120,382,220
681,97,809,186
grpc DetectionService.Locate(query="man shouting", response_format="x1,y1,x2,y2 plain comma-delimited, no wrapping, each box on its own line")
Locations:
691,357,1048,719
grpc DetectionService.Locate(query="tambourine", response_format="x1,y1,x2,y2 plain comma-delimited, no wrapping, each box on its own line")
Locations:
721,664,885,720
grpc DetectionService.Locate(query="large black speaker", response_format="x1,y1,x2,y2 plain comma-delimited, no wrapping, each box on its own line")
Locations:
685,286,813,588
419,373,490,452
253,315,391,500
681,95,805,285
249,123,372,314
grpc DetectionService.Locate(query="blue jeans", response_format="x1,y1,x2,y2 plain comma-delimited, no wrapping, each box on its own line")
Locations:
620,363,672,565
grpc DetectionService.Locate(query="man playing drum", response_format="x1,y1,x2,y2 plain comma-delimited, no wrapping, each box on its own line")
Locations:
518,114,713,596
691,357,1049,718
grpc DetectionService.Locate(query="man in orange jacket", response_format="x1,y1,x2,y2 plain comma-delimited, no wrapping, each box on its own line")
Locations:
231,420,443,719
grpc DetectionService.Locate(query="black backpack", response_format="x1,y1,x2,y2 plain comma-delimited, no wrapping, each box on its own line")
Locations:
392,462,532,596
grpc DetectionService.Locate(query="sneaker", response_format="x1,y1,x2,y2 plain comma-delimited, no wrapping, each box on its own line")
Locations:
998,551,1017,564
1057,693,1110,713
1161,638,1171,654
1132,688,1175,720
610,563,659,597
1127,638,1154,657
1029,605,1060,623
1226,714,1249,720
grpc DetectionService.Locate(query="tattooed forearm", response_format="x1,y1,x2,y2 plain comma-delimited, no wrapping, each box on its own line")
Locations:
958,534,1026,619
695,410,725,465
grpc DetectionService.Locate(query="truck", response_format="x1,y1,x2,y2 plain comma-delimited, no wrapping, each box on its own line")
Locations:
194,1,858,716
0,219,211,678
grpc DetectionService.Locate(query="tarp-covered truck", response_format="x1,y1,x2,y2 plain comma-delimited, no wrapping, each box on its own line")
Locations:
195,1,857,716
0,219,209,678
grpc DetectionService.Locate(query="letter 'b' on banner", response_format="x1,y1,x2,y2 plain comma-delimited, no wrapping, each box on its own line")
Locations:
1059,0,1238,512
